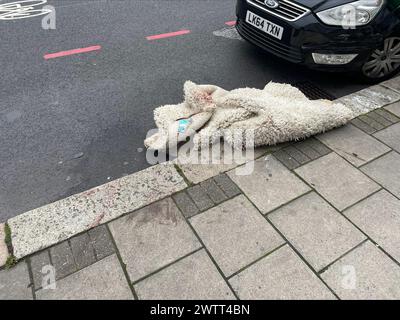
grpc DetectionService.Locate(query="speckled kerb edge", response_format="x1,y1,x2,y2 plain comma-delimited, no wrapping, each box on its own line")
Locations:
8,163,187,259
337,84,400,117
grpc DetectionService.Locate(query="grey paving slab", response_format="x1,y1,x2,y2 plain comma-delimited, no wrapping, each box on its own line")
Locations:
361,151,400,198
228,155,310,214
30,250,51,290
359,114,385,131
374,122,400,153
200,179,227,204
321,241,400,299
367,110,393,127
301,138,331,156
135,250,235,300
70,233,96,270
229,245,335,300
88,225,115,260
283,146,310,164
269,192,366,271
317,124,390,167
213,174,241,198
187,185,214,211
344,190,400,262
295,153,380,211
351,118,376,135
272,149,300,170
49,241,76,280
173,191,199,218
374,107,400,123
385,101,400,117
36,254,133,300
294,140,321,160
0,262,32,300
9,163,187,259
190,195,284,277
109,198,201,282
381,76,400,92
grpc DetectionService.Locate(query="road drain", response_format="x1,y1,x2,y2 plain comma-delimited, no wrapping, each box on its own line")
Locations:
293,81,336,101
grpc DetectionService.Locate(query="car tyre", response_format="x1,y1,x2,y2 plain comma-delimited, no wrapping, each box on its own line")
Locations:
359,36,400,83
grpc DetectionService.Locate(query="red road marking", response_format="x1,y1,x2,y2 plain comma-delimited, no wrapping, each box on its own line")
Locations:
225,20,236,26
146,29,191,40
44,45,102,60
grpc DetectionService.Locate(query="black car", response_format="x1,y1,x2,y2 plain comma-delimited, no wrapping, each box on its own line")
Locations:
236,0,400,82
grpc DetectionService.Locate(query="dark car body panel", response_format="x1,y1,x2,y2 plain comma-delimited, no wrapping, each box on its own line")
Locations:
236,0,400,72
295,0,359,11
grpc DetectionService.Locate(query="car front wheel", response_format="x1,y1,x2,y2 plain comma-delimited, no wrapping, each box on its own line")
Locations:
361,37,400,83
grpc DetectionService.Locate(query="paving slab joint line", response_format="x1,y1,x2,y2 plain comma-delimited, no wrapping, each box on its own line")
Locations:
171,196,240,300
369,120,400,137
290,159,400,270
379,107,400,120
226,242,287,280
264,189,315,217
215,175,340,299
318,239,369,275
331,147,400,204
229,179,340,299
173,163,193,186
26,258,36,300
378,83,400,101
263,214,341,300
355,149,394,169
130,247,204,287
183,193,243,220
29,246,121,292
9,163,188,260
381,83,400,95
105,224,138,300
289,152,383,214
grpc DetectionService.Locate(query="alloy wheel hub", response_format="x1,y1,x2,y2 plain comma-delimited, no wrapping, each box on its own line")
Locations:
362,37,400,79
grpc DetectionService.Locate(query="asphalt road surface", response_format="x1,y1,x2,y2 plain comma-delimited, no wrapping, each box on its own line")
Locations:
0,0,368,222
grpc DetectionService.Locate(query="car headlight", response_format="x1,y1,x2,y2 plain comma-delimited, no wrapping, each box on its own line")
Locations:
316,0,385,27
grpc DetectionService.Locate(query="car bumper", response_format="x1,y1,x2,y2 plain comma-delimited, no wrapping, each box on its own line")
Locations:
236,0,399,72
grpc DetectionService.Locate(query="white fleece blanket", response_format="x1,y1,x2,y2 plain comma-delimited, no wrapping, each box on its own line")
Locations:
144,81,353,150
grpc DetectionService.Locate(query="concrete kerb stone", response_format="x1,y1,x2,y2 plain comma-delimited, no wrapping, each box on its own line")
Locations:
337,84,400,116
5,75,400,262
8,163,187,260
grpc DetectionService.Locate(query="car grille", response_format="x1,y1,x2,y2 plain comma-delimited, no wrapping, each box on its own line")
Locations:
247,0,310,21
236,19,303,63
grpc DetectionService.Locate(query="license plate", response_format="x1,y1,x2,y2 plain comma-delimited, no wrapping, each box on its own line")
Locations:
246,11,284,40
